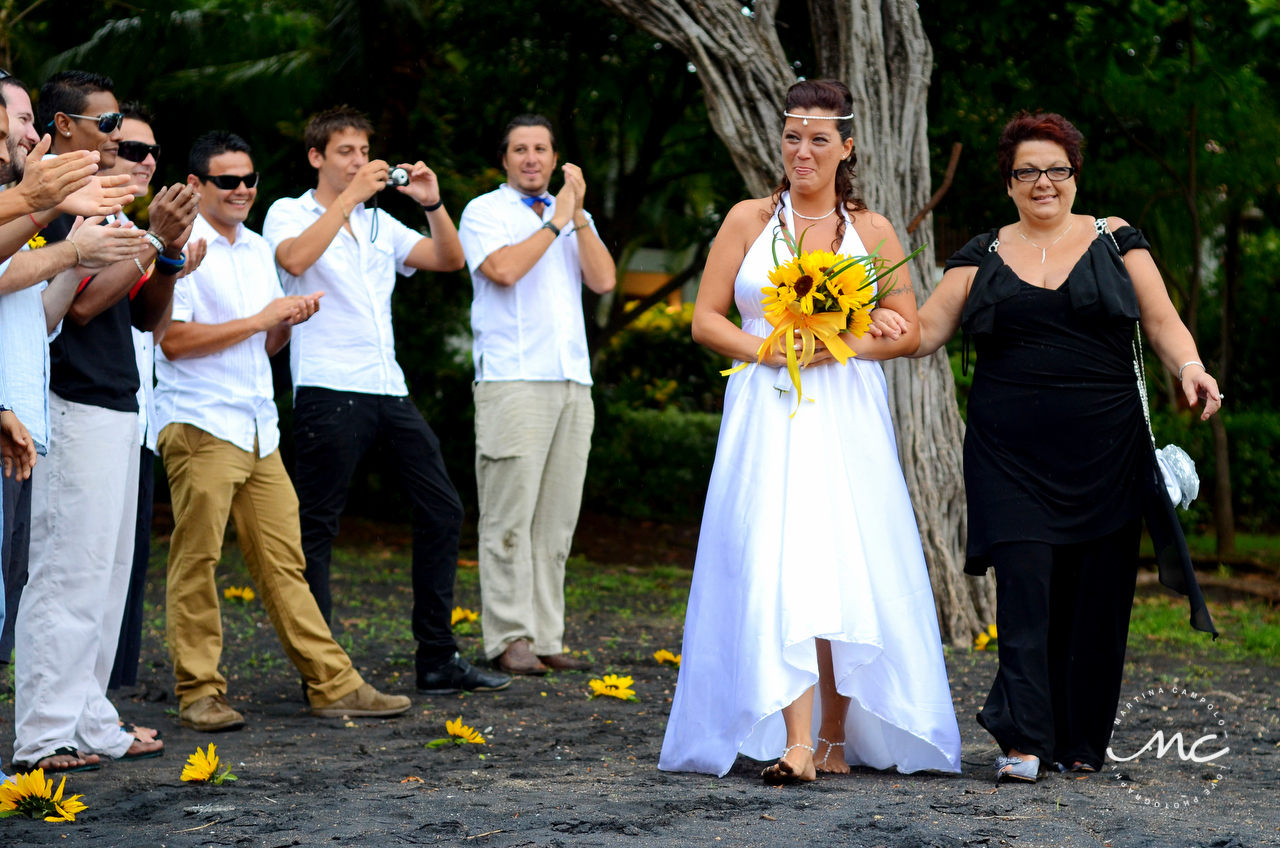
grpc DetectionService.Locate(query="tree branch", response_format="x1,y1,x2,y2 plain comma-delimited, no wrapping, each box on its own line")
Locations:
907,142,961,234
596,239,710,346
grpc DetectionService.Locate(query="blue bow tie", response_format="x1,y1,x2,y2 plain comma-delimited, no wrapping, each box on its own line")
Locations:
521,195,552,209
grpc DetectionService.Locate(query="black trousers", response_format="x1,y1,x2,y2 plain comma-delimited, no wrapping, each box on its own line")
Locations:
293,387,462,667
0,473,33,663
977,517,1141,769
110,448,154,689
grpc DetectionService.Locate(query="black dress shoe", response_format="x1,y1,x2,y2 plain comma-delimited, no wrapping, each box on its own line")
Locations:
417,652,512,694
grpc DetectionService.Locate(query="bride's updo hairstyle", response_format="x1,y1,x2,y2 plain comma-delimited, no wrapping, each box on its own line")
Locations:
772,79,867,250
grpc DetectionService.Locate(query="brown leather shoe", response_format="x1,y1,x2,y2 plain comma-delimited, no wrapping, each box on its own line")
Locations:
180,694,246,733
311,683,411,718
497,640,548,675
538,652,593,671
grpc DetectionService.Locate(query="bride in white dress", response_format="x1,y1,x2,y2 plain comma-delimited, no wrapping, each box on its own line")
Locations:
658,80,962,783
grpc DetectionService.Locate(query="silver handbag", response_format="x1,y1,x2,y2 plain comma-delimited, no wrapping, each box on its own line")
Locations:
1102,218,1201,510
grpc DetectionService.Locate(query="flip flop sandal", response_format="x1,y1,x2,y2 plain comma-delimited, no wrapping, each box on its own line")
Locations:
1063,761,1097,774
116,724,165,761
13,747,101,773
121,723,163,742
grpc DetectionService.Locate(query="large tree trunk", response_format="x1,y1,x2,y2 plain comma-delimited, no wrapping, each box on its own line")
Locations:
596,0,994,644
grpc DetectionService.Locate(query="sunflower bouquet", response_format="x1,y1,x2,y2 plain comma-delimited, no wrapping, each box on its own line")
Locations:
725,224,922,413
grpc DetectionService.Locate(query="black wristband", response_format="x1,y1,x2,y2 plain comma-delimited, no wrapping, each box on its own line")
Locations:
422,198,444,212
541,220,561,237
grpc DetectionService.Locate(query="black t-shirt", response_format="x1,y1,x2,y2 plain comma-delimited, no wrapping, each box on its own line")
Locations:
45,214,144,412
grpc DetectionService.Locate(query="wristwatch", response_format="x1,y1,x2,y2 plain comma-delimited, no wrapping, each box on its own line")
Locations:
541,220,561,237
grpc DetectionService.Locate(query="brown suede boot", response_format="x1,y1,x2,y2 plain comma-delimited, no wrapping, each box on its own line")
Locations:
311,683,411,718
180,694,246,732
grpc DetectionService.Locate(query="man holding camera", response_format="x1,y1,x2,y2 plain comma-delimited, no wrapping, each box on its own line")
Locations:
264,106,509,695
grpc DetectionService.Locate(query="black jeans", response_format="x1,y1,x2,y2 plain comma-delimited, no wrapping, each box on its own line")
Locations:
1,473,33,663
977,517,1141,769
293,387,462,667
110,448,154,689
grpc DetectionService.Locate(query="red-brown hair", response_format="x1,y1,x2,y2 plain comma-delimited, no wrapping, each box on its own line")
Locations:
997,111,1084,187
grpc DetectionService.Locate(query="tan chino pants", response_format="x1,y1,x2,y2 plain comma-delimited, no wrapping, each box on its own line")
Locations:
474,380,593,660
160,423,363,709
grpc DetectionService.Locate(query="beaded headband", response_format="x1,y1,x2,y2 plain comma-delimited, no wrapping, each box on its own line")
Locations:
783,111,854,126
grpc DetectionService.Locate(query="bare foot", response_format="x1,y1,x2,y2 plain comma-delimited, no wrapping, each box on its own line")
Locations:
34,750,100,771
761,744,817,785
814,735,849,774
126,725,159,744
123,737,163,758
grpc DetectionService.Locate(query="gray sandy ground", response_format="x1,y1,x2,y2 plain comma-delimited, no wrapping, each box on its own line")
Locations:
1,543,1276,847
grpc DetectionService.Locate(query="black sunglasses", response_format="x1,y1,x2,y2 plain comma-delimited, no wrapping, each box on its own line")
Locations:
52,111,125,134
117,140,161,163
1010,166,1076,183
196,172,260,190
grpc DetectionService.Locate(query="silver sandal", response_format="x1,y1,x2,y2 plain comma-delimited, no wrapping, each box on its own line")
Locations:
995,754,1039,783
815,737,845,770
762,743,816,785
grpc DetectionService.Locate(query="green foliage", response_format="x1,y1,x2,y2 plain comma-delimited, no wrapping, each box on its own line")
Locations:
1129,594,1280,662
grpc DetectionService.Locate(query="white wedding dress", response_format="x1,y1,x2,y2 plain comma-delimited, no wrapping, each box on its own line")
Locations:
658,193,962,777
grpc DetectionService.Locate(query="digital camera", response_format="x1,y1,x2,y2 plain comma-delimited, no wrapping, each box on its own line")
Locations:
388,167,410,187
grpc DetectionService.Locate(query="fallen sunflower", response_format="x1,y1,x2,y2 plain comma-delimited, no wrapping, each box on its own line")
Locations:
451,607,479,626
974,623,998,651
652,650,681,667
589,674,638,701
181,743,238,784
26,234,46,250
0,769,88,822
427,717,486,748
223,586,255,602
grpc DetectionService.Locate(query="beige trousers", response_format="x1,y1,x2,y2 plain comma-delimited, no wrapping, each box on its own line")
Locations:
474,380,593,659
159,423,363,709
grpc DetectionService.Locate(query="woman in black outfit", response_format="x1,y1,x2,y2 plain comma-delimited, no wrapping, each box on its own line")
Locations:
900,112,1220,783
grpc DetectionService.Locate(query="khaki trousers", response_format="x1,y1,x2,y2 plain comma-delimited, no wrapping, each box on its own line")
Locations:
474,380,593,659
159,423,362,709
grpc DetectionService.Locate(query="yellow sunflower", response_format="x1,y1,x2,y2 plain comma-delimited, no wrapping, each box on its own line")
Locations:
0,769,88,822
652,649,680,666
181,744,237,784
588,674,638,701
451,607,479,626
445,717,486,744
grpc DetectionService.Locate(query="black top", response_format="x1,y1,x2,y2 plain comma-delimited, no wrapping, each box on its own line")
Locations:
45,214,144,413
949,221,1215,635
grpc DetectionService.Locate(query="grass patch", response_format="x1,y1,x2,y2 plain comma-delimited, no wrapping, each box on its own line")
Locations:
1129,594,1280,662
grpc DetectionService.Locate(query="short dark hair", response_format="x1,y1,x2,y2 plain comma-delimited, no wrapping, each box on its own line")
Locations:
119,101,153,126
189,130,252,176
304,106,374,156
37,70,115,130
997,111,1084,187
0,90,6,109
0,76,29,102
497,114,555,163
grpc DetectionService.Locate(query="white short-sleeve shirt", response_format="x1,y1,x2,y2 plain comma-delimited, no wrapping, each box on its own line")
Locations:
459,183,595,385
155,214,285,456
262,190,423,397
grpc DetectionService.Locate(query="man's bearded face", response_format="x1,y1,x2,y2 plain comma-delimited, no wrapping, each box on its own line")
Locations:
0,136,21,185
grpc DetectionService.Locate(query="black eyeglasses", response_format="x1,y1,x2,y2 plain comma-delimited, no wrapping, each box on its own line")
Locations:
51,111,125,134
196,172,260,190
117,140,160,163
1010,166,1076,183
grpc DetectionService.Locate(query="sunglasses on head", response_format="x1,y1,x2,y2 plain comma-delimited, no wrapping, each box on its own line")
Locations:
117,140,160,163
51,111,125,134
196,172,260,190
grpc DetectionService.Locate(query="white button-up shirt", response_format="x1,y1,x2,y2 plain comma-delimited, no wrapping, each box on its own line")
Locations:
459,183,596,385
155,215,284,457
262,190,423,396
0,249,55,455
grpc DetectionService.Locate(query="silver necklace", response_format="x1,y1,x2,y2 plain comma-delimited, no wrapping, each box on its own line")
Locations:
792,205,837,221
1016,220,1074,264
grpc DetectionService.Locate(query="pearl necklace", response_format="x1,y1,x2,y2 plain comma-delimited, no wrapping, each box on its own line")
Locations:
1016,220,1074,264
792,205,837,221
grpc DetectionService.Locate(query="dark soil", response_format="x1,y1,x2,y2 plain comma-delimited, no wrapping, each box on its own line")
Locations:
1,527,1277,848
